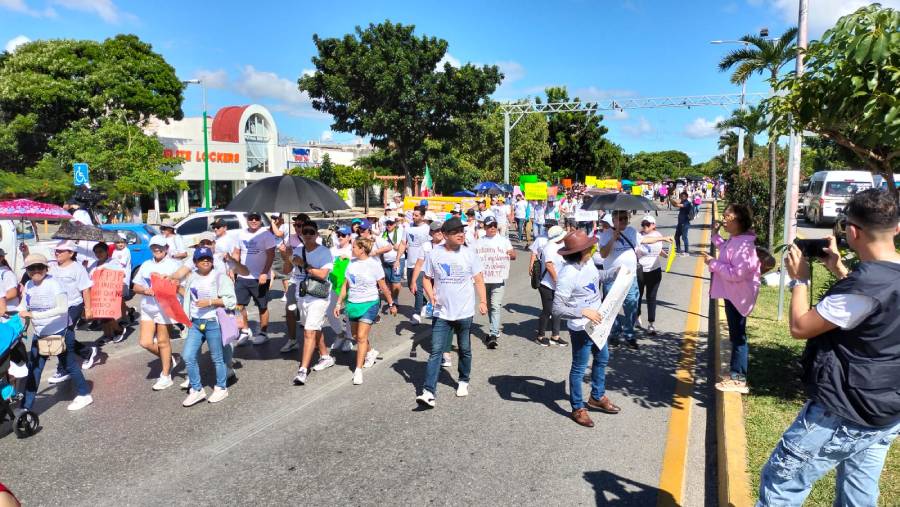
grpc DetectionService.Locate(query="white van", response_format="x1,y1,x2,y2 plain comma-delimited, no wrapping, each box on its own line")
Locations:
803,170,874,226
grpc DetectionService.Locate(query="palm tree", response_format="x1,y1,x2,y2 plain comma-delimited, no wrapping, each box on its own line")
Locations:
718,27,798,250
716,104,765,159
718,131,739,162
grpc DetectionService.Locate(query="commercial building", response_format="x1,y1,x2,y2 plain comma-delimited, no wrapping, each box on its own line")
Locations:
144,104,372,215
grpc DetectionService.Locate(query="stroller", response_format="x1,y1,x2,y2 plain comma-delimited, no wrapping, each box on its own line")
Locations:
1,314,39,438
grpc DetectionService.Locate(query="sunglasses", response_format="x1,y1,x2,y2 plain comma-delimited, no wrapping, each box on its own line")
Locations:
26,265,47,272
446,228,466,235
196,257,213,263
247,217,261,221
337,233,349,238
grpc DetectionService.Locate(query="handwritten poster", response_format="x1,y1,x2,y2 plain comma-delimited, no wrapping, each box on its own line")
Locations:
150,273,191,327
584,267,635,349
475,243,511,284
90,269,124,320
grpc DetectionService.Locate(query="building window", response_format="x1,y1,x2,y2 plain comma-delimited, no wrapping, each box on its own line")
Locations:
245,113,270,173
188,180,204,208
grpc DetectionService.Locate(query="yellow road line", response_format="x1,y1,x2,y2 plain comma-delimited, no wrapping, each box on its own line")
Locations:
657,210,711,507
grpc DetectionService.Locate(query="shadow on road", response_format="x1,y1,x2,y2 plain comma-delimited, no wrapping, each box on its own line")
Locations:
583,470,675,506
391,358,459,392
487,374,569,417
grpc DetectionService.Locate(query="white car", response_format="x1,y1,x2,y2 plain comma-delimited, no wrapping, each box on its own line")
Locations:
172,210,272,248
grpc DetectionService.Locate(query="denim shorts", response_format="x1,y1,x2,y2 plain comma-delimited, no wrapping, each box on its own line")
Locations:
382,258,405,284
349,301,380,325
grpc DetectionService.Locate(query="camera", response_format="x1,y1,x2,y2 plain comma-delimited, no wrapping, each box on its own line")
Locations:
794,238,829,259
73,185,108,207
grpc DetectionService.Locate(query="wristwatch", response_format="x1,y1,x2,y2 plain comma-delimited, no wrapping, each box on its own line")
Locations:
788,279,810,290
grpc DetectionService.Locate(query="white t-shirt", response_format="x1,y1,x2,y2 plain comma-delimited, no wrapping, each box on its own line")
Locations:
405,224,431,265
530,237,549,256
556,261,603,332
291,244,334,285
330,244,352,261
492,204,510,225
49,261,92,307
475,208,493,222
815,260,900,329
475,234,513,284
638,231,665,272
188,271,220,320
0,266,20,308
163,234,186,260
135,257,182,314
23,278,68,335
345,257,385,303
533,204,546,225
71,208,92,225
540,241,565,290
514,200,528,219
214,233,236,258
424,245,483,321
379,227,405,263
236,228,277,279
599,227,639,271
465,221,480,244
110,246,132,285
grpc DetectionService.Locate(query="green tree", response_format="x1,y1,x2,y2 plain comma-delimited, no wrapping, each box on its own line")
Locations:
718,131,739,163
768,4,900,201
0,35,184,172
719,26,798,250
622,150,693,181
319,153,336,188
716,104,766,159
541,87,622,180
298,21,503,192
332,163,375,190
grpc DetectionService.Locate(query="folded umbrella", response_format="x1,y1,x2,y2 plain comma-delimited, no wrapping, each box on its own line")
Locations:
581,193,659,211
226,175,350,213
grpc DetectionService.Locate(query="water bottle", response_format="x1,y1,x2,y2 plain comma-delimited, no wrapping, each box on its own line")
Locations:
425,302,434,319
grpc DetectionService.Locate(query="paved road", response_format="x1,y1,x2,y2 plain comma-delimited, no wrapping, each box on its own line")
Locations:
0,206,716,506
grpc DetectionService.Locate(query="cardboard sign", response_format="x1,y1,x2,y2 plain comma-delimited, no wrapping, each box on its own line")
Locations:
523,182,548,201
150,273,191,327
585,176,598,187
585,267,636,349
403,196,479,213
475,241,511,284
90,269,124,320
631,185,644,196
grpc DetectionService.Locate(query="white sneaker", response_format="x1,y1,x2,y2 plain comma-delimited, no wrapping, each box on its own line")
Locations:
67,394,93,411
48,372,70,384
456,382,469,397
82,346,99,370
235,329,252,347
312,355,336,371
292,367,308,385
251,331,269,345
152,375,174,391
182,388,207,407
441,353,452,368
412,314,422,325
352,368,363,385
279,338,298,353
330,337,346,352
419,306,428,317
363,349,378,368
280,294,287,302
180,378,190,389
415,390,435,408
208,386,229,403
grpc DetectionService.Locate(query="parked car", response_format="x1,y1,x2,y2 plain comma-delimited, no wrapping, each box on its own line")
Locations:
172,210,272,248
802,170,873,226
797,180,810,217
99,223,159,286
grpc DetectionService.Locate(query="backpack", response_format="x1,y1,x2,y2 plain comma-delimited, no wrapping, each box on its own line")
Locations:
687,204,698,222
531,253,547,289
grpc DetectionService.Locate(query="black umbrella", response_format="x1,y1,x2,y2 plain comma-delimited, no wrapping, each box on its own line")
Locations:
582,193,659,211
52,221,121,242
226,175,350,213
484,186,503,196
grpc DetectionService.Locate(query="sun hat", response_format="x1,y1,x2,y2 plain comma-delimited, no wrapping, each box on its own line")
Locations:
24,253,48,268
193,246,214,262
149,235,168,248
159,219,177,229
55,240,77,251
557,230,599,256
193,231,216,246
547,225,566,242
0,248,6,256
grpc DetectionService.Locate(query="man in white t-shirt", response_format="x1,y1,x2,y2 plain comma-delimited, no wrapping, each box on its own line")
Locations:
513,195,529,242
231,211,277,345
598,209,640,347
375,217,407,307
474,199,493,222
270,214,292,301
405,205,431,324
491,196,512,239
415,217,487,408
475,216,515,348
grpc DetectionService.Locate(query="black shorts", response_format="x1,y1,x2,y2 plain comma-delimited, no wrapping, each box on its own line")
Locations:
235,277,271,310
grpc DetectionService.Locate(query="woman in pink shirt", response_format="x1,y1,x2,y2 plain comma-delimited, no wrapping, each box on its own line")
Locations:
700,204,760,394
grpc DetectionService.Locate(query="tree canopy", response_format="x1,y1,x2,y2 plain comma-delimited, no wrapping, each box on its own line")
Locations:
298,21,503,191
622,150,693,181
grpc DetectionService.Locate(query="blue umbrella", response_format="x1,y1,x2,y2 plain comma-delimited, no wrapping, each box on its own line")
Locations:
474,181,502,193
453,190,476,197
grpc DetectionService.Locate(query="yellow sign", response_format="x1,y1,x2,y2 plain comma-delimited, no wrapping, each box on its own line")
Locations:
665,246,677,273
402,196,481,213
523,182,548,201
585,176,598,187
631,185,644,196
599,179,620,190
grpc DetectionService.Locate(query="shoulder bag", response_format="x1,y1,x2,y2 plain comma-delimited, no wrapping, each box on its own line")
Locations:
38,334,66,356
213,274,240,346
298,247,330,298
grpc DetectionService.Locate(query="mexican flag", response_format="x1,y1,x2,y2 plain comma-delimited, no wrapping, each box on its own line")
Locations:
420,163,433,196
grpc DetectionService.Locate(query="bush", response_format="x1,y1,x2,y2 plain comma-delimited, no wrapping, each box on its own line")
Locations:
724,152,787,249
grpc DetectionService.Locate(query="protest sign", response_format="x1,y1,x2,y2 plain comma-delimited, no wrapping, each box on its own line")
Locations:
475,242,511,284
584,267,635,349
523,182,548,201
90,268,124,319
150,274,191,327
585,175,598,187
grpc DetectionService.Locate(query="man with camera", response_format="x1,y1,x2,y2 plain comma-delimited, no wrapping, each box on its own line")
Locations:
758,189,900,506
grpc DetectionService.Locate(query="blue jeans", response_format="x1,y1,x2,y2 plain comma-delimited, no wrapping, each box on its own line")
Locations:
23,330,90,410
758,400,900,506
533,222,545,238
183,318,227,390
604,278,639,341
406,267,426,315
516,218,526,240
569,329,610,411
675,221,690,253
485,283,505,337
724,299,748,378
423,317,473,396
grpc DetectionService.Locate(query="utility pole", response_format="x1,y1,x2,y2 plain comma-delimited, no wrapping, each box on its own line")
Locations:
182,79,211,209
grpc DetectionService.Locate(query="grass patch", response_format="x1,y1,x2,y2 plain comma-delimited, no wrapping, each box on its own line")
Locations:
743,264,899,506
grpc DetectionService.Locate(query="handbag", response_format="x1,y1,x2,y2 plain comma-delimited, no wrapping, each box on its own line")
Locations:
38,334,66,356
531,253,547,289
209,274,239,346
756,247,777,275
298,247,330,298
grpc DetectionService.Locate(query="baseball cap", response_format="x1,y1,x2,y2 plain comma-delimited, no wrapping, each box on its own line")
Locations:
159,219,177,229
351,218,362,224
246,212,262,220
386,202,398,210
210,219,227,229
24,253,48,268
483,216,498,227
419,199,429,206
337,225,352,236
55,240,76,252
430,221,444,232
0,248,6,256
384,216,396,224
358,221,371,231
641,215,656,225
193,246,214,262
441,217,465,233
149,235,168,248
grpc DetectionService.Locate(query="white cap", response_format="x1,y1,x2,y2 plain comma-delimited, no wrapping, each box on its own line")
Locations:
149,235,168,248
601,214,614,227
641,215,656,224
55,240,77,251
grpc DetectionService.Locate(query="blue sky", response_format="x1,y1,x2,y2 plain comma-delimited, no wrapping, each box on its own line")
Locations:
2,0,895,164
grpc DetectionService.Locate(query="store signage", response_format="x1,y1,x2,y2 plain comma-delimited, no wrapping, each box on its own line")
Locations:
163,149,241,164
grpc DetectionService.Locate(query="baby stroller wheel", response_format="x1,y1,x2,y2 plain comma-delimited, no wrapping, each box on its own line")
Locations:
14,410,39,438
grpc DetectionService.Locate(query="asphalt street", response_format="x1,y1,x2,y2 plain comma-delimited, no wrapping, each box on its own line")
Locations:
0,206,715,506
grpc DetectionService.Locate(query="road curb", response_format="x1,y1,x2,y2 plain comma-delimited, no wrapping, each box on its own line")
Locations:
710,202,753,507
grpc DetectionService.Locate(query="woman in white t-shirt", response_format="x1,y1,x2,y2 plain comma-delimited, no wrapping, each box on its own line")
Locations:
635,216,673,335
110,236,137,323
334,237,396,385
19,253,93,412
325,228,353,353
291,221,335,386
133,236,183,391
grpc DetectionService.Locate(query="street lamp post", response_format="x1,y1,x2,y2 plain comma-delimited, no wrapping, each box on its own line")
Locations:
182,79,211,209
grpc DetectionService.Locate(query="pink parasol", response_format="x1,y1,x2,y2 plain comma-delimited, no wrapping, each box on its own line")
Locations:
0,199,71,220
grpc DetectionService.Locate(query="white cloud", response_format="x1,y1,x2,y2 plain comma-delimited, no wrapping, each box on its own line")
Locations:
320,130,333,141
301,68,315,77
51,0,130,23
758,0,900,34
496,60,525,84
0,0,55,17
683,115,725,139
436,53,460,70
622,117,654,138
4,35,30,53
572,86,638,102
193,69,229,89
234,65,309,106
609,109,630,121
